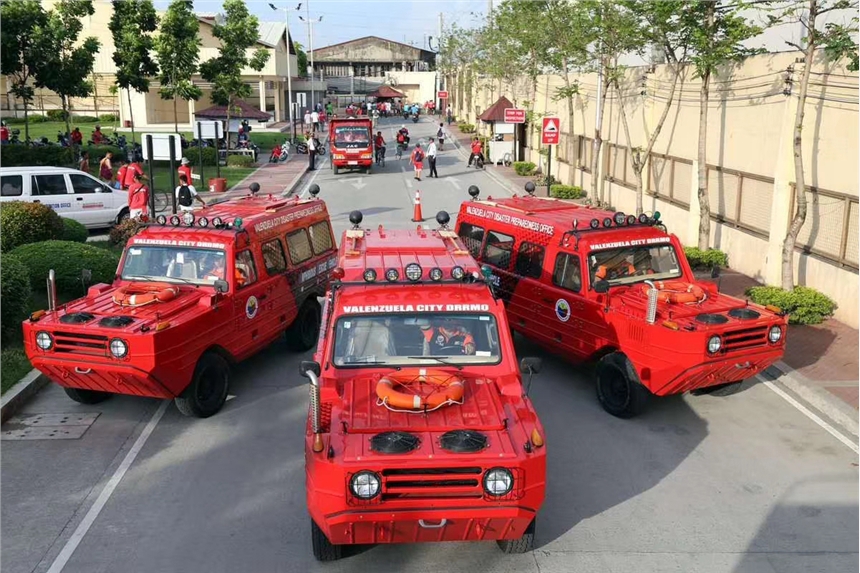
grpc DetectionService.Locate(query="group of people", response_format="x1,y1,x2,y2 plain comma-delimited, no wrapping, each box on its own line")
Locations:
303,103,328,133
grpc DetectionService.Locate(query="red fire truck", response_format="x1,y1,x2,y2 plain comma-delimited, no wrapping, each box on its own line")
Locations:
455,183,788,418
23,186,337,417
301,210,546,560
329,117,374,174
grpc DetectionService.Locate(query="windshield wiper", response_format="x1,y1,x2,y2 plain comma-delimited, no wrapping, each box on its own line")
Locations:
344,357,387,365
406,356,463,370
124,274,199,287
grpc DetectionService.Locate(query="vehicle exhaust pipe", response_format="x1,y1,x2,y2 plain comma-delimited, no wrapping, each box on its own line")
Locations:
47,269,58,311
644,280,658,324
306,370,324,452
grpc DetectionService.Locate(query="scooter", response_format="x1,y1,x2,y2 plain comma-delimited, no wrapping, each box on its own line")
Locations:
469,152,485,169
411,114,419,123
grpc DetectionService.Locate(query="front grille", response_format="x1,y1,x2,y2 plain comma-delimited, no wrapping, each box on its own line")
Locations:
54,331,108,356
723,326,768,351
347,467,524,504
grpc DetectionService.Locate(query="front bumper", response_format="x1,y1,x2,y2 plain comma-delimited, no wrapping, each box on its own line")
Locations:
31,355,175,399
650,347,783,396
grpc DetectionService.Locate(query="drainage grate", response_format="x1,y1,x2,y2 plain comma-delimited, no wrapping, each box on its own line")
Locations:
1,412,99,440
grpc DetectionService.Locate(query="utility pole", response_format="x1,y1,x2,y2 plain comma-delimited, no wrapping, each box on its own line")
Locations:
269,3,298,142
299,5,323,112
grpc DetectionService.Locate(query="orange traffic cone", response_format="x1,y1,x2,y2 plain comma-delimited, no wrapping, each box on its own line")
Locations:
412,189,424,222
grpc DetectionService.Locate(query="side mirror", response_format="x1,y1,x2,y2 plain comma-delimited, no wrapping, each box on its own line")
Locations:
300,360,321,379
710,265,721,279
213,279,229,294
593,279,610,294
520,356,542,374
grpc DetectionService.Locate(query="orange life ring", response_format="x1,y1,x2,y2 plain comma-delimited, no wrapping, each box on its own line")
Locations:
376,368,465,411
642,280,707,304
112,283,179,307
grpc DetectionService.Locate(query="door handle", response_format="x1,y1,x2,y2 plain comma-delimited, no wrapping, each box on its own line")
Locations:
418,519,447,529
76,197,84,201
33,200,40,203
258,294,268,301
542,297,554,304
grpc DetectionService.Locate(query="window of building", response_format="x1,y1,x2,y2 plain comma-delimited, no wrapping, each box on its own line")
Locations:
515,241,545,279
286,228,313,264
457,223,485,258
262,239,287,275
482,230,515,269
552,253,582,292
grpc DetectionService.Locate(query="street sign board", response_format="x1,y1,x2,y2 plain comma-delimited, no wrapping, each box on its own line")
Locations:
195,120,223,140
504,108,526,123
438,90,449,99
142,134,182,161
541,117,560,145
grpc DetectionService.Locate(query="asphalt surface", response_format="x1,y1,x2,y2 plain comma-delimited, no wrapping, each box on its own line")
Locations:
3,116,857,573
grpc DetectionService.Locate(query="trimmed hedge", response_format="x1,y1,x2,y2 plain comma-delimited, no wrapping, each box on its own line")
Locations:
226,154,255,167
0,145,73,167
84,145,126,163
513,161,536,176
72,115,99,123
109,218,143,247
98,114,118,122
0,253,32,346
62,218,89,243
458,123,476,134
3,114,48,124
746,285,837,325
683,247,729,270
46,109,69,121
10,240,121,294
0,201,65,252
550,184,585,200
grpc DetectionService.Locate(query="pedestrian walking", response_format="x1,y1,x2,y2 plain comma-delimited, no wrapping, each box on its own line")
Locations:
311,109,320,132
411,143,424,181
304,109,312,130
308,133,317,171
178,156,193,185
427,138,438,178
437,123,445,150
78,151,90,174
175,173,206,212
446,105,453,125
128,172,150,220
115,158,129,189
98,151,113,184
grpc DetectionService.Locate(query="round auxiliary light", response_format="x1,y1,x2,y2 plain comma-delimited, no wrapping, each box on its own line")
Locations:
451,266,466,280
638,213,649,224
183,211,195,226
349,470,381,500
590,218,600,229
404,263,422,282
109,338,129,359
36,331,53,351
483,467,514,497
768,325,782,343
626,214,637,225
331,267,345,280
169,214,181,226
155,214,167,225
429,267,443,281
363,269,377,282
653,211,662,221
614,212,626,225
197,217,209,228
233,217,243,229
602,217,612,228
212,216,224,227
707,335,722,354
385,268,399,282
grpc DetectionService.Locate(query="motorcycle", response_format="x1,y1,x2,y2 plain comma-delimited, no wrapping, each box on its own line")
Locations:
469,152,485,169
9,129,21,144
375,146,386,167
270,141,290,163
57,132,71,147
314,138,325,156
411,114,419,123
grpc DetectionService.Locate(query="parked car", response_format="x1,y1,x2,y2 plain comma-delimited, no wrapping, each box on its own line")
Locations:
0,166,129,228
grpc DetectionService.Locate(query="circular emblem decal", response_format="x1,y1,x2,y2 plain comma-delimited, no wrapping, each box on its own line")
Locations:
245,296,259,319
555,299,571,322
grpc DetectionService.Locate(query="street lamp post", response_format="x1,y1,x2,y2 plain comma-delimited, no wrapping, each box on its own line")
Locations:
269,2,301,142
299,8,323,112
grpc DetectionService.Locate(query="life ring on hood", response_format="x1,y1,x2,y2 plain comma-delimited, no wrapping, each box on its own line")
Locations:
642,280,707,304
376,369,465,411
112,283,179,307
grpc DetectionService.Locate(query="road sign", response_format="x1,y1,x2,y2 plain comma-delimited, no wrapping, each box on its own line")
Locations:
504,108,526,124
438,90,449,99
142,134,182,161
195,120,223,140
541,117,560,145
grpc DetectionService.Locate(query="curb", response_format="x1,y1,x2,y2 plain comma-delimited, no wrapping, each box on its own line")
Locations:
1,369,48,424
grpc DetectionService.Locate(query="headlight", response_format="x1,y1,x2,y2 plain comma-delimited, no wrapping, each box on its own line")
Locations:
404,263,422,281
483,467,513,497
109,338,129,358
363,269,377,282
349,470,381,499
182,211,195,226
36,331,53,351
385,268,399,282
451,266,465,280
707,335,722,354
768,325,782,343
429,267,443,281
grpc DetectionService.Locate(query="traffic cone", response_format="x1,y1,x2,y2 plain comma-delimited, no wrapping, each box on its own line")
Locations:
412,189,424,222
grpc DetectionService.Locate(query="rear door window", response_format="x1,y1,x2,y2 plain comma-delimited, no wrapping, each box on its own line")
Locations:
262,239,288,275
552,253,582,292
308,221,333,255
69,174,102,194
1,175,23,197
286,229,313,265
481,230,515,269
515,241,545,279
31,174,68,196
457,222,485,258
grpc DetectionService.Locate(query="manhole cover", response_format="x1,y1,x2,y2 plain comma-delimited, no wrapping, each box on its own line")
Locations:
2,412,99,440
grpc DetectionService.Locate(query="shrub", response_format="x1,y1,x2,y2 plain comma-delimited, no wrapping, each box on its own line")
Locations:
0,201,65,252
0,145,73,167
3,114,48,124
550,184,585,200
46,109,70,121
72,115,99,123
84,144,126,163
98,114,118,122
61,218,89,243
746,285,837,325
1,348,32,394
109,218,143,247
0,253,32,346
10,240,121,294
226,154,255,167
155,146,218,167
28,114,49,123
513,161,536,176
534,174,557,186
683,247,729,270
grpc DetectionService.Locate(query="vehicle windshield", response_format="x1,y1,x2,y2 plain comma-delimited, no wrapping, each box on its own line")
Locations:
121,245,227,286
333,125,370,148
332,313,502,367
588,244,682,286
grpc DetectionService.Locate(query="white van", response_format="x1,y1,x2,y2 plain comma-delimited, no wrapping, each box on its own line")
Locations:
0,166,129,228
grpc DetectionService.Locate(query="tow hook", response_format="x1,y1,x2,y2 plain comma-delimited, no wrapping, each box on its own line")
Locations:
734,361,752,369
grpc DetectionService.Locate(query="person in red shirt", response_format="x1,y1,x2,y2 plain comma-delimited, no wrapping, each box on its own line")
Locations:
0,122,8,144
127,172,150,220
468,137,483,167
92,126,105,145
178,157,192,185
123,160,143,189
411,143,424,181
70,127,83,146
115,159,129,189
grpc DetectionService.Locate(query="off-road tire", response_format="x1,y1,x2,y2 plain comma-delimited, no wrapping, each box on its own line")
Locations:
333,165,339,175
285,300,321,351
497,518,536,554
692,381,744,397
174,353,229,418
311,519,342,561
596,352,650,418
116,208,130,225
64,387,111,404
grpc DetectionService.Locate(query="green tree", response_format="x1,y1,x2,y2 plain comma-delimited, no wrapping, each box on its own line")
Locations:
155,0,203,133
0,0,49,142
295,41,308,78
31,0,100,137
109,0,159,144
778,0,858,289
199,0,270,150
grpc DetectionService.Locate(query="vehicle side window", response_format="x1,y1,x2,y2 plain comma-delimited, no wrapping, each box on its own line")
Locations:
457,222,484,258
308,220,333,255
32,174,67,196
235,250,258,288
515,241,545,279
1,175,23,197
286,229,313,264
261,239,287,275
68,174,101,194
482,230,515,269
552,253,582,292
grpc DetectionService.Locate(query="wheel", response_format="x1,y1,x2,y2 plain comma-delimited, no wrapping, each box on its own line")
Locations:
285,300,321,351
64,387,111,404
333,165,339,175
595,352,650,418
116,208,130,225
497,518,535,554
174,352,230,418
691,381,744,397
365,166,371,175
311,518,342,561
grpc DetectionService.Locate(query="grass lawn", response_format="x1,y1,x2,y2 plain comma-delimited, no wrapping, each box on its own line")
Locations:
143,165,257,194
1,349,32,395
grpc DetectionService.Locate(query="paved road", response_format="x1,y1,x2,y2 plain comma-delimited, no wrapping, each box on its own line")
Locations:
3,116,857,573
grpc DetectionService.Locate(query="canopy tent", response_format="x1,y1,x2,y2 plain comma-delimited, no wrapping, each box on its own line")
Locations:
478,96,514,122
195,99,272,121
367,85,406,99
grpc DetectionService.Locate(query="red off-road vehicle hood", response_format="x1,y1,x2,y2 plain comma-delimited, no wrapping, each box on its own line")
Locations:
610,282,761,322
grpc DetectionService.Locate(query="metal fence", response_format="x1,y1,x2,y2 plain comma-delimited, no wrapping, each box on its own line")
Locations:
791,183,859,271
648,152,693,208
704,164,774,239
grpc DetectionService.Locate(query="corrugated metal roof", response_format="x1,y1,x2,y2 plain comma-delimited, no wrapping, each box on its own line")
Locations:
257,21,286,48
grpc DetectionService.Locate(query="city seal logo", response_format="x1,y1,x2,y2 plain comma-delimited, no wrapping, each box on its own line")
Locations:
555,299,571,322
245,296,259,319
